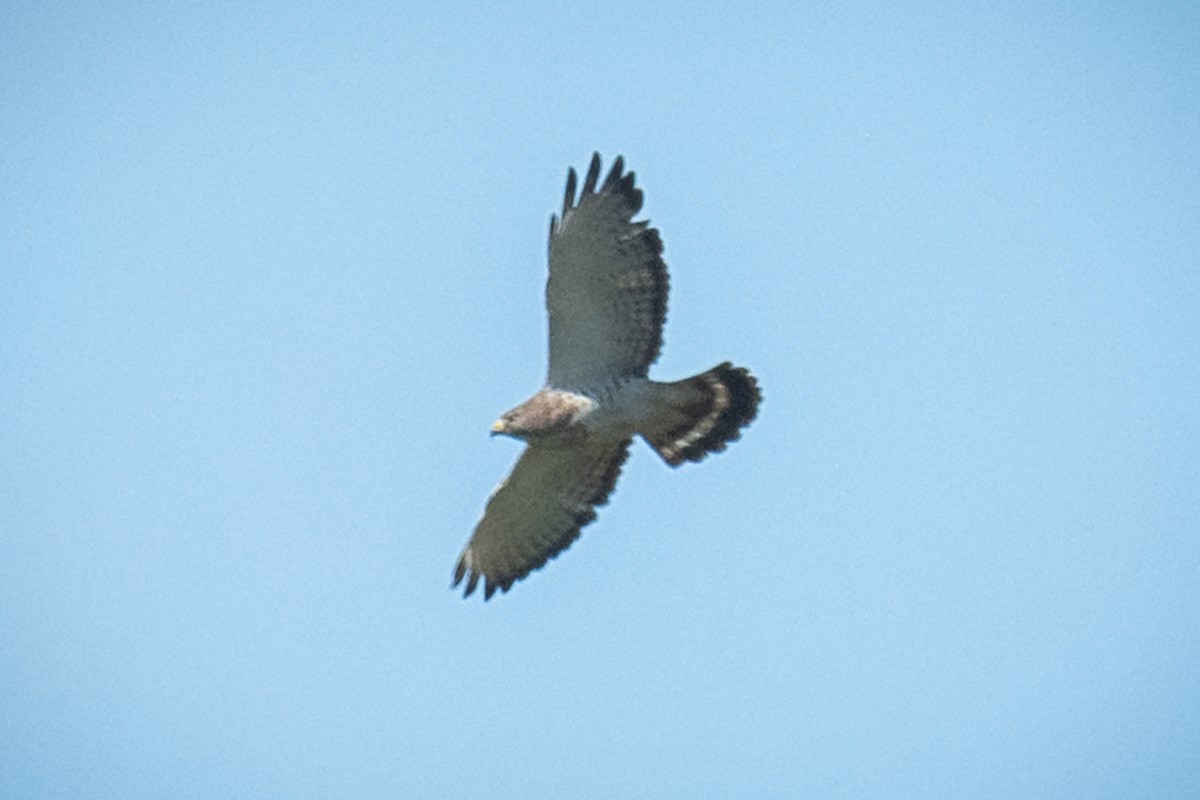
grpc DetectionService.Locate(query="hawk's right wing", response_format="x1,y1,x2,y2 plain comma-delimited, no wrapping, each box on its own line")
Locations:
454,438,631,600
545,153,669,391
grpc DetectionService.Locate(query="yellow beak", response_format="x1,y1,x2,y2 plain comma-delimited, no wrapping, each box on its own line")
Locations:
490,419,506,435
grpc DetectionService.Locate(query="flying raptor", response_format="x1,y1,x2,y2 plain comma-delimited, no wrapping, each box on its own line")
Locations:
454,153,761,600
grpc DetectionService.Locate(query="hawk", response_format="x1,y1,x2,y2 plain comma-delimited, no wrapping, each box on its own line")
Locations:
453,153,761,600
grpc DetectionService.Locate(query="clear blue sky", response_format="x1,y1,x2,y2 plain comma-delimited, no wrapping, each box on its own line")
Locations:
2,3,1198,798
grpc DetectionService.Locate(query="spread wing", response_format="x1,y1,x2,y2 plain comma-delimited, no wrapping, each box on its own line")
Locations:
453,438,632,600
546,153,669,390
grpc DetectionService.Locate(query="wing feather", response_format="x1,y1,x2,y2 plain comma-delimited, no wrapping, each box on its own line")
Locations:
546,153,668,390
453,439,632,600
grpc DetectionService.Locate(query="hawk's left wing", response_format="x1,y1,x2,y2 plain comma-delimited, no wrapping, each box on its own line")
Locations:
454,438,631,600
545,153,669,390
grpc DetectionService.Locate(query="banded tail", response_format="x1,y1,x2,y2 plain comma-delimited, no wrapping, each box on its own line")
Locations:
640,362,761,467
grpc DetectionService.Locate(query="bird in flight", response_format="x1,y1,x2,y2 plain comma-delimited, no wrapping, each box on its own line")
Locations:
454,153,760,600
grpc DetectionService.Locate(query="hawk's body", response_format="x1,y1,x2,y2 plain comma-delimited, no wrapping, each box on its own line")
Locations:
454,154,760,599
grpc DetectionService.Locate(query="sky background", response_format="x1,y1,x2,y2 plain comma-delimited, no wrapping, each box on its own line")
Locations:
2,2,1198,798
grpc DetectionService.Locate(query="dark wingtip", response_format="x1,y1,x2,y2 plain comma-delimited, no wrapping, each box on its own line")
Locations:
560,153,644,218
627,184,644,215
582,152,602,196
453,559,480,599
603,155,625,191
562,167,578,216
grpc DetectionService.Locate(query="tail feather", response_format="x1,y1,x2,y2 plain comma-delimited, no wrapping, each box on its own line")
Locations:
640,362,760,466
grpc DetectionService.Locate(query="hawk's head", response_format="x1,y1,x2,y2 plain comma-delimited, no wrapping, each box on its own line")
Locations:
489,407,544,440
490,390,595,441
